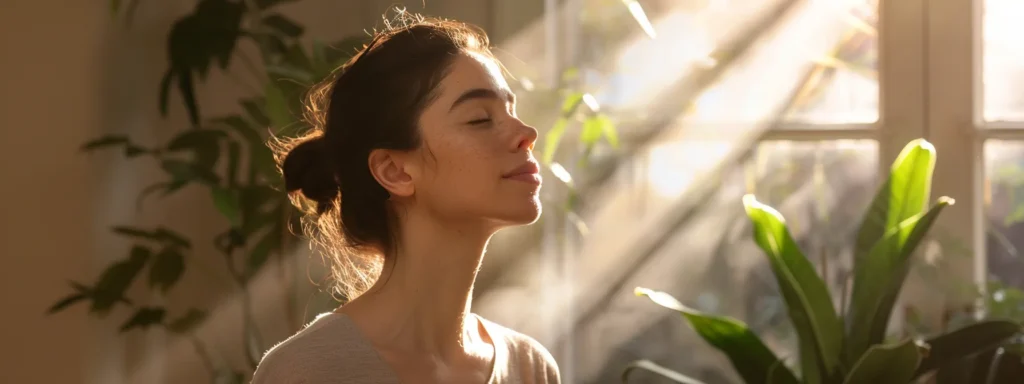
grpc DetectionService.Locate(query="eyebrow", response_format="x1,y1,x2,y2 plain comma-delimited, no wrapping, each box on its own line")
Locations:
448,88,516,113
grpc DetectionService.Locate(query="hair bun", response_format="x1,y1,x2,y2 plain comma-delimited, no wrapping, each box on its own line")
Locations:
282,137,339,212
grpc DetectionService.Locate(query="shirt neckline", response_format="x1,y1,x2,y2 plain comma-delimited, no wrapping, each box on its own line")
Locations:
329,312,507,383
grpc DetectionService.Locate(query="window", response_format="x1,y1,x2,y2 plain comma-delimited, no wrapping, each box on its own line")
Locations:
923,0,1024,298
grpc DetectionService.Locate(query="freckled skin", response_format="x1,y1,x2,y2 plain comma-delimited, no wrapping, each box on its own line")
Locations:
408,52,542,229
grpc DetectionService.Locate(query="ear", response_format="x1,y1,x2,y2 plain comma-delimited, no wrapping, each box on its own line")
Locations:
368,148,415,198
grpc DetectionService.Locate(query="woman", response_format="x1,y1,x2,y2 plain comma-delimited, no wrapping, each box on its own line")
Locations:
252,12,560,384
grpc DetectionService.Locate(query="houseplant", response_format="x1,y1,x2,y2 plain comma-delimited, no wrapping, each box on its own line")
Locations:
625,139,1023,383
46,0,364,382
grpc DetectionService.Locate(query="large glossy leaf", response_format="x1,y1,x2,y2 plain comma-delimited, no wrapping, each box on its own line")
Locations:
635,288,799,384
847,139,935,360
853,139,935,269
935,348,998,384
743,195,843,382
842,339,924,384
914,320,1022,378
846,198,954,361
988,349,1024,383
622,360,707,384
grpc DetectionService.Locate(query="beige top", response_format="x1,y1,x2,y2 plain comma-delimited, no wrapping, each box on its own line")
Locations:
251,313,560,384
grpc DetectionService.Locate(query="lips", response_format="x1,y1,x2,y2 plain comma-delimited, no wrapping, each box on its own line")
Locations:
503,161,542,185
503,161,540,178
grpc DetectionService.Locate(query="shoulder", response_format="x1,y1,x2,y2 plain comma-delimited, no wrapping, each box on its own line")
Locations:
252,313,395,384
477,316,561,383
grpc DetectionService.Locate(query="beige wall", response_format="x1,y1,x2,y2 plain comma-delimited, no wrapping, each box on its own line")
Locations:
0,1,542,383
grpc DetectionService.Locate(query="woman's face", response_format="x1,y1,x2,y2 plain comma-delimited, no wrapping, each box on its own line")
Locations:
406,52,542,228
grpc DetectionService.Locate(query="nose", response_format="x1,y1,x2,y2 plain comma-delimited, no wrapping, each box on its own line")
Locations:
513,121,539,152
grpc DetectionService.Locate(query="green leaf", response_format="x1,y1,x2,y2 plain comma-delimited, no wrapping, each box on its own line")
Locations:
159,69,173,116
635,288,799,384
561,67,580,84
242,98,271,127
542,118,568,164
240,185,281,220
264,82,293,129
580,116,604,146
119,306,166,332
848,139,935,356
935,348,998,384
253,0,300,9
167,129,225,169
91,246,151,314
211,186,242,226
597,114,619,148
47,292,89,314
266,64,313,83
112,226,191,249
560,91,584,117
622,360,707,384
1004,205,1024,226
226,140,241,187
211,116,277,180
167,308,208,333
82,135,129,151
149,247,185,293
987,349,1024,383
154,228,191,249
166,0,245,124
742,195,843,382
247,230,280,276
161,159,220,185
262,13,303,38
914,320,1022,378
842,339,925,384
846,198,954,362
853,138,935,265
124,144,148,157
176,69,201,126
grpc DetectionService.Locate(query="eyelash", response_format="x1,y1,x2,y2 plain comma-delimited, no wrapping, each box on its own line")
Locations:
468,118,492,125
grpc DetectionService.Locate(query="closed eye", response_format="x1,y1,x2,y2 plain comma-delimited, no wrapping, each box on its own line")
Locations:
468,118,492,125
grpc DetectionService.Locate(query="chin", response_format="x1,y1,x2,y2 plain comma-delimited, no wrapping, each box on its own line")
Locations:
496,196,543,226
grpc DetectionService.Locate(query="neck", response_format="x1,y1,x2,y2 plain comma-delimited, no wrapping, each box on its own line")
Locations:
353,208,494,357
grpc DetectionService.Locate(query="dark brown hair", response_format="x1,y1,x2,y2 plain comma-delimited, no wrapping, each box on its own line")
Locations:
274,12,493,300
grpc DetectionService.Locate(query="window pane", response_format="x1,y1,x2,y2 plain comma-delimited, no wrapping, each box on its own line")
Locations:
983,0,1024,122
985,140,1024,289
781,0,878,124
573,0,878,130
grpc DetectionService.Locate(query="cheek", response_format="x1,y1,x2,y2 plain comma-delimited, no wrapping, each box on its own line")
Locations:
425,134,501,195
